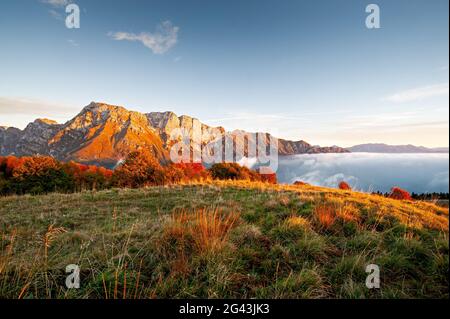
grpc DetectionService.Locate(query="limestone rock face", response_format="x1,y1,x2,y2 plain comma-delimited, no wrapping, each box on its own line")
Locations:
48,102,168,166
146,112,225,146
0,126,22,155
0,102,349,167
16,119,62,156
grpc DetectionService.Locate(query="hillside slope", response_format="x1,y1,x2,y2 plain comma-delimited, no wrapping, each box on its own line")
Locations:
0,182,447,299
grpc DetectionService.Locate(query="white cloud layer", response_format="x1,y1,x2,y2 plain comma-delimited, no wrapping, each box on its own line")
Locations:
385,83,449,103
109,21,179,54
276,153,449,193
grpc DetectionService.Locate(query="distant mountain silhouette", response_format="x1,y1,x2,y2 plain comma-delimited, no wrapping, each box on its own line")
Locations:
347,143,449,153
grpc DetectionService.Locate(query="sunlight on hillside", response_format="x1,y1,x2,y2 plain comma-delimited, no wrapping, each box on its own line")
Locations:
0,181,448,298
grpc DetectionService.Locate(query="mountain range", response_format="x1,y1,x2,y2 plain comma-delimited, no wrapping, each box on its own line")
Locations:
347,143,449,154
0,102,348,167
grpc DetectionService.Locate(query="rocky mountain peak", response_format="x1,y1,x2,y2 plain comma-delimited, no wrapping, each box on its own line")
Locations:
44,102,168,166
34,118,59,126
1,102,349,166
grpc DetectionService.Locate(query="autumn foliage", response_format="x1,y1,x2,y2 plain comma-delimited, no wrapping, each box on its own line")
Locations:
1,152,421,203
338,181,352,190
0,151,278,195
259,171,278,184
112,151,166,188
293,180,309,186
112,153,213,187
208,163,271,182
0,156,112,195
389,187,412,201
165,162,210,183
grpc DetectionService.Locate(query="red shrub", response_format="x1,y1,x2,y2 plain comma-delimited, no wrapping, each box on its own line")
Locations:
258,168,277,184
165,162,210,183
175,162,209,180
294,181,309,186
0,156,24,177
112,151,166,187
260,172,277,184
62,161,113,190
389,187,412,201
338,181,352,190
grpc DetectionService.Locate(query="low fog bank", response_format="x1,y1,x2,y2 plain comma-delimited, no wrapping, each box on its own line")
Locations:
275,153,449,193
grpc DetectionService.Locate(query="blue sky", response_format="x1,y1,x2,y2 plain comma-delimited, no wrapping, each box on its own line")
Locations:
0,0,448,147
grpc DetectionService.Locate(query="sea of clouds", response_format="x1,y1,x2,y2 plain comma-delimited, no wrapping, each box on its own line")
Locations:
272,153,449,193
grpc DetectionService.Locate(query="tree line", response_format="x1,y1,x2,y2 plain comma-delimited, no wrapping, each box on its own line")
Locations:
0,151,277,196
371,190,449,200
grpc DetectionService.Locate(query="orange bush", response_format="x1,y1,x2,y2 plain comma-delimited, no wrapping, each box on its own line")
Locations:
0,156,23,177
0,155,74,194
338,181,352,190
166,162,210,183
259,168,277,184
0,155,114,194
10,156,60,181
112,151,165,187
389,187,412,201
62,161,113,190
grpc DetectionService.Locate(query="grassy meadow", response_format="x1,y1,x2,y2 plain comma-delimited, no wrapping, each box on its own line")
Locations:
0,181,448,299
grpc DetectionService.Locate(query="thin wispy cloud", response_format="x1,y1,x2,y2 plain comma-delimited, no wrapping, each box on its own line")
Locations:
0,97,78,124
41,0,72,21
108,21,179,54
41,0,70,8
67,39,79,47
48,9,63,20
385,83,449,103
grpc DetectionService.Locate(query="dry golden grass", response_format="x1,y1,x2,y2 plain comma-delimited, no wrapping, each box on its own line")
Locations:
0,230,16,274
314,205,336,229
193,208,240,253
0,180,448,299
340,204,360,221
285,216,311,229
277,194,291,206
42,224,67,262
167,208,241,254
205,180,448,231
